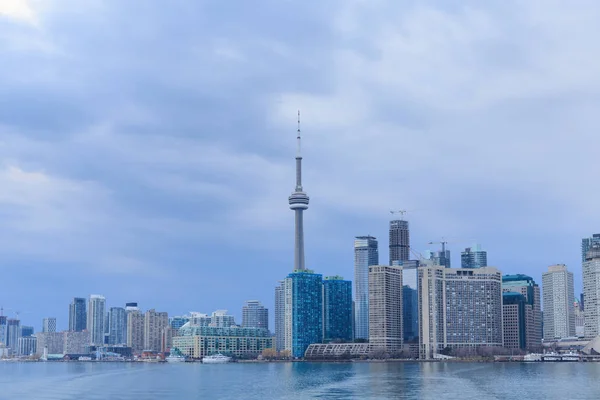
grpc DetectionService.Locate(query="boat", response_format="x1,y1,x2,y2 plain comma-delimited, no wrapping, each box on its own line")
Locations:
202,354,231,364
166,348,186,363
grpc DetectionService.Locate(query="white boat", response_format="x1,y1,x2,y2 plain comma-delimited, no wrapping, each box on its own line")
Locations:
166,348,187,363
202,354,231,364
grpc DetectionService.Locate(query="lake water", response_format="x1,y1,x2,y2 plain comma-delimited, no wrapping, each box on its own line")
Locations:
0,361,598,399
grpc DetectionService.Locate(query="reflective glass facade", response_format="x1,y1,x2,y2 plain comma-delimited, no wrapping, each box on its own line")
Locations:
323,276,352,343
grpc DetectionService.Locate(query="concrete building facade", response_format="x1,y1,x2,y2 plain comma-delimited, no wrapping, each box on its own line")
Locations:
368,265,403,353
542,265,575,340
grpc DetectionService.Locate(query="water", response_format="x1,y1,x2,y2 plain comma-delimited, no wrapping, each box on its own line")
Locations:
0,361,598,399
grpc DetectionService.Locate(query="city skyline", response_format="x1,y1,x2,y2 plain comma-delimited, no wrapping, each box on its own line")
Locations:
2,1,600,331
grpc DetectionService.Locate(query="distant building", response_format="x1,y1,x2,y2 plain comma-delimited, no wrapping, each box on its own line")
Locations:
542,265,575,340
389,219,410,265
0,316,7,345
502,292,527,350
583,244,600,339
369,265,403,353
502,274,542,352
35,332,64,355
108,307,127,345
42,318,57,333
582,234,600,262
174,326,272,359
6,319,21,353
189,312,211,327
162,327,177,353
461,244,487,269
87,295,106,346
20,326,34,338
419,267,503,359
322,276,353,343
428,250,451,268
17,336,36,356
354,236,379,341
574,300,585,337
64,331,91,354
169,316,190,330
284,269,323,358
144,309,169,352
274,281,285,351
69,297,87,332
399,260,419,343
242,301,269,331
126,309,145,354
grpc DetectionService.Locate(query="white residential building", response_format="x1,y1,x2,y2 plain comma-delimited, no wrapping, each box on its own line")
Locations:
542,265,575,340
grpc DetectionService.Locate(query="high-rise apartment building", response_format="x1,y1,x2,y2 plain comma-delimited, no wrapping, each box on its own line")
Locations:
144,309,169,352
69,297,87,332
64,331,91,354
284,270,323,358
354,236,379,341
461,244,487,269
17,336,36,356
429,250,451,268
108,307,127,345
275,281,285,351
389,219,410,265
169,316,190,330
583,244,600,339
542,265,575,340
242,301,269,331
209,310,235,328
322,276,353,343
419,266,503,359
582,234,600,262
400,260,419,343
42,318,57,333
127,308,144,354
502,274,542,352
87,295,106,346
6,319,21,353
0,316,7,346
502,292,527,350
369,265,403,353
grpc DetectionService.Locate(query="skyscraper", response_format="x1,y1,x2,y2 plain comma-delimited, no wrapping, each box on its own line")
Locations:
369,265,403,353
401,260,420,343
354,236,379,341
242,301,269,331
6,318,21,353
461,244,487,269
87,295,106,346
288,111,309,271
542,265,575,340
284,270,323,358
127,307,144,354
144,309,169,352
0,316,6,346
429,250,451,268
502,274,542,352
418,266,503,359
502,292,527,350
582,234,600,262
69,297,87,332
322,276,353,343
274,281,285,351
389,219,410,265
583,244,600,338
42,318,56,333
108,307,127,345
209,310,235,328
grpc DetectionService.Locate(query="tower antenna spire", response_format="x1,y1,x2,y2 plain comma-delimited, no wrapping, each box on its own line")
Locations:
289,109,309,271
296,110,301,158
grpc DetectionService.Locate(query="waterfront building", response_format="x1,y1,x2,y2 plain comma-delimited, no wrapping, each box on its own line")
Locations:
284,269,323,358
0,316,6,346
144,309,169,352
126,309,145,354
64,331,91,354
461,244,487,269
42,317,57,333
35,332,64,355
368,265,403,353
209,310,235,328
575,300,585,337
275,281,285,351
582,234,600,262
108,307,127,345
242,301,269,331
398,260,420,344
20,326,33,338
322,276,353,343
354,235,379,341
189,312,211,326
502,292,527,350
583,244,600,338
169,316,190,330
542,264,575,340
161,326,177,352
17,336,36,356
389,219,410,265
174,325,272,359
87,295,106,346
69,297,87,332
6,319,21,353
419,266,503,359
502,274,542,351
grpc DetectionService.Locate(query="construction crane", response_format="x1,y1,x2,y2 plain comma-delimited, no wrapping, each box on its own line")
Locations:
390,210,407,219
428,239,448,253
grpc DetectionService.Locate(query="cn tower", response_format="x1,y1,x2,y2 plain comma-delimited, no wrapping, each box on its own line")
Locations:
288,111,309,271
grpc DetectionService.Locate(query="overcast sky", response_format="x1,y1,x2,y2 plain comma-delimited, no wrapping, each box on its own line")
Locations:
1,0,599,330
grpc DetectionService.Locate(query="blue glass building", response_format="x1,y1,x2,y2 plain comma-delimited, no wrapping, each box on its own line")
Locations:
286,270,323,358
354,236,379,340
323,276,352,343
461,244,487,269
502,292,527,350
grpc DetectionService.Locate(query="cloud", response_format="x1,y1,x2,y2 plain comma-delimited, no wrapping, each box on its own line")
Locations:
0,0,37,25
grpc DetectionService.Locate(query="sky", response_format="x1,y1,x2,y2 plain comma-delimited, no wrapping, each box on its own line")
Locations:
1,0,600,331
